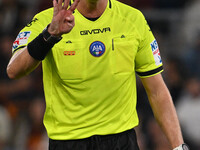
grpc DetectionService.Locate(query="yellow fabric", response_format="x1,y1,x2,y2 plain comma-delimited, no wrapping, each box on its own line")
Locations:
12,0,163,140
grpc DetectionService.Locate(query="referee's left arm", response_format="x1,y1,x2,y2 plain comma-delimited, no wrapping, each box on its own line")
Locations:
140,73,184,149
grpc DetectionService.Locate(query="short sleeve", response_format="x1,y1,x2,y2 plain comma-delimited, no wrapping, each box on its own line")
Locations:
12,10,52,54
135,11,163,78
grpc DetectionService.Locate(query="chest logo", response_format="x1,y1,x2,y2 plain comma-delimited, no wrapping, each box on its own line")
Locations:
89,41,105,57
80,27,111,35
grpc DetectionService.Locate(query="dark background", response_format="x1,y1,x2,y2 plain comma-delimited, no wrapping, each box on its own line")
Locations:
0,0,200,149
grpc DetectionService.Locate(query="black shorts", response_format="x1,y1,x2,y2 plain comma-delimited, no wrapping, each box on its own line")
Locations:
49,128,140,150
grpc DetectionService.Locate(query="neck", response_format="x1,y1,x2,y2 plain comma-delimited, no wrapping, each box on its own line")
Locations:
77,0,108,18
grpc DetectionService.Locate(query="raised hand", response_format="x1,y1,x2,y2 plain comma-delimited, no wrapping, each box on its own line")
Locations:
48,0,80,37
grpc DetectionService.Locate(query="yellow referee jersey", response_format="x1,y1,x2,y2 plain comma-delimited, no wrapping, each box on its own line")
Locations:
12,0,163,140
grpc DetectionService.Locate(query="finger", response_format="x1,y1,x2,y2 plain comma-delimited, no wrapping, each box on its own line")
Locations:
69,0,80,12
67,22,75,28
65,15,74,22
53,0,59,15
58,0,63,11
63,0,70,9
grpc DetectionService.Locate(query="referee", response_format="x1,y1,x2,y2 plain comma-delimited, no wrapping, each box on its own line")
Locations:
7,0,189,149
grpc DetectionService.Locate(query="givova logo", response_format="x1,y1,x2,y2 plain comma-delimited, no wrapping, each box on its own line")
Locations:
89,41,105,57
80,27,111,35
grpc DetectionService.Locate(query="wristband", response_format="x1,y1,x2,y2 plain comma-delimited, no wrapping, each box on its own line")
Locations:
173,144,189,150
42,24,62,44
27,25,62,61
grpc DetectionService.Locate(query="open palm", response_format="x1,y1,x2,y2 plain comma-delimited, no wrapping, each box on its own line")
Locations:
48,0,80,36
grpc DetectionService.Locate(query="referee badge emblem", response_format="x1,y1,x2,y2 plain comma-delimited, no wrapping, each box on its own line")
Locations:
89,41,105,57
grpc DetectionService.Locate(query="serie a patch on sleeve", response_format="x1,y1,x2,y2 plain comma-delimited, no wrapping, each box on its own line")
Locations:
12,31,31,50
150,39,162,66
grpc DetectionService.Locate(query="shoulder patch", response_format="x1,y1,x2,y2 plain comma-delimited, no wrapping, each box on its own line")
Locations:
150,39,162,66
13,31,31,50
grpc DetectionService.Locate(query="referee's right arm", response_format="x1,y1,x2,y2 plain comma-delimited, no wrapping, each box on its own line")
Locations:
7,47,41,79
7,0,80,79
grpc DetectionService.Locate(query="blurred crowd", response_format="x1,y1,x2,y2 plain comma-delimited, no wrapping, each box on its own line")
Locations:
0,0,200,150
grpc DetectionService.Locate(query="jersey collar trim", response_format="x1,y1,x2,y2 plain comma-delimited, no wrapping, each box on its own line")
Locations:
109,0,112,8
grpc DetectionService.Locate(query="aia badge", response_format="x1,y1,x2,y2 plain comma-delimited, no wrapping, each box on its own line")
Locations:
89,41,105,57
150,39,162,66
13,31,31,50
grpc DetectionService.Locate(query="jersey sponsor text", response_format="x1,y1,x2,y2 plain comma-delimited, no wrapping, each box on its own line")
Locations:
80,27,111,35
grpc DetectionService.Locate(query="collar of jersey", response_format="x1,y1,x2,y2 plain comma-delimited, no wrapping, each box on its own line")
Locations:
74,0,112,23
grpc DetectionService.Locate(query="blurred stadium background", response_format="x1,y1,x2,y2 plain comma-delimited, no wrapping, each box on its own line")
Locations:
0,0,200,149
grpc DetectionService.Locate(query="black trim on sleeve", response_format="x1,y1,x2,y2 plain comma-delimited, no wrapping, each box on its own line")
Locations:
136,66,163,77
12,46,26,54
